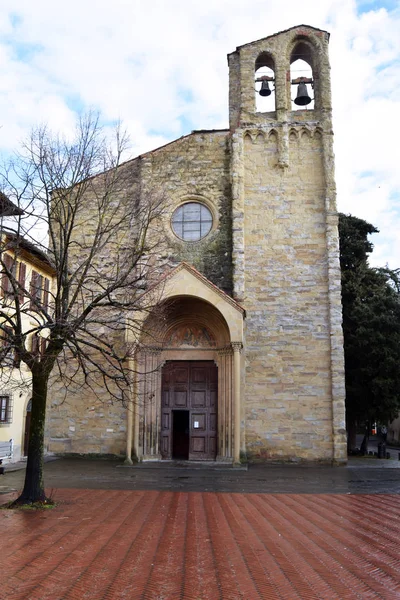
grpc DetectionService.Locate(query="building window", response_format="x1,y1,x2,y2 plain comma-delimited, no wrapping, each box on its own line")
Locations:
0,326,19,368
0,395,12,424
18,262,26,303
1,253,16,297
30,270,43,309
30,271,50,311
171,202,213,242
31,334,47,358
1,255,27,303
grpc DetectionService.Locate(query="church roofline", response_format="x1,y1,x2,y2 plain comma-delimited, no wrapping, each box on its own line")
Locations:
68,129,230,187
136,129,229,161
228,24,330,58
1,227,56,273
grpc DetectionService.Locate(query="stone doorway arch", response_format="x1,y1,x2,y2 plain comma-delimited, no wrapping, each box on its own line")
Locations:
125,263,245,464
135,296,235,462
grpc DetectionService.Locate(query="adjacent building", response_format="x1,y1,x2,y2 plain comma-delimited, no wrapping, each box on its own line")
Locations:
0,199,54,463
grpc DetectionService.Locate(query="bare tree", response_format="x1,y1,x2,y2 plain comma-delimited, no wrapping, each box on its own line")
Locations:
0,113,167,505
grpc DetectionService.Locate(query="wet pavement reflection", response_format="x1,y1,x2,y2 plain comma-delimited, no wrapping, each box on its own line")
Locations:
3,457,400,494
1,459,399,599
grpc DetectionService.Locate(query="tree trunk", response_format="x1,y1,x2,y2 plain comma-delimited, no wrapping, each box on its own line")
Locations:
11,369,50,505
360,433,369,455
360,422,370,456
346,417,357,453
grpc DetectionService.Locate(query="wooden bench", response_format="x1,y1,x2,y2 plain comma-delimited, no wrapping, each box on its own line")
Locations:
0,439,13,474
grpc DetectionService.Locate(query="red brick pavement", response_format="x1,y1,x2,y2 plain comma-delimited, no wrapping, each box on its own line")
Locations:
1,490,400,599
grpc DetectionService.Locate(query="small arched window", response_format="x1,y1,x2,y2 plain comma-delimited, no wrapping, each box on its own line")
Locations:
255,52,275,113
290,41,315,111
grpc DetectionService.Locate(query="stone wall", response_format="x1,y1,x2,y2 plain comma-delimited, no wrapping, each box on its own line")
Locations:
229,25,346,462
139,131,233,295
241,127,335,460
46,25,347,464
46,130,236,456
47,380,127,457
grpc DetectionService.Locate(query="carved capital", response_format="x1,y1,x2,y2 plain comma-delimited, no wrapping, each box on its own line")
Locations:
231,342,243,353
218,345,234,356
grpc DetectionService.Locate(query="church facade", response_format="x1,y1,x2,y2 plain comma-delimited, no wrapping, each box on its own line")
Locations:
46,25,347,464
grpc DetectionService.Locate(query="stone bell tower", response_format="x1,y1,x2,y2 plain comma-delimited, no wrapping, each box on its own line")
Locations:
228,25,347,463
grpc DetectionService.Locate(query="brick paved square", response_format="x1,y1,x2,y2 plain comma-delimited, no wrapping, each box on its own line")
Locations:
1,489,400,599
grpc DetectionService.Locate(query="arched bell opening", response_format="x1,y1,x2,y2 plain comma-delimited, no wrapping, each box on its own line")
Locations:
255,51,276,114
289,40,316,111
134,296,237,462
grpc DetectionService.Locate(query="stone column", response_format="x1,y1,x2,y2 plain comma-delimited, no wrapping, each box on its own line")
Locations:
142,346,162,460
232,342,243,463
216,346,234,460
216,351,225,459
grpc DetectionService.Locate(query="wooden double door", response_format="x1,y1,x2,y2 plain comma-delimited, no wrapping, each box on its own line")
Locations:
161,361,217,460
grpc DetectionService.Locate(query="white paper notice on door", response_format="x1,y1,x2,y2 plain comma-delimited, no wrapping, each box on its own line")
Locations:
194,421,199,428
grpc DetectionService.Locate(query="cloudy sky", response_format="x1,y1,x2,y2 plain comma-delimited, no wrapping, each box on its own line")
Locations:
0,0,398,267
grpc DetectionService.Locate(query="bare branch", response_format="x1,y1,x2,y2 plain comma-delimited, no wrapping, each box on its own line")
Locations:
0,113,169,503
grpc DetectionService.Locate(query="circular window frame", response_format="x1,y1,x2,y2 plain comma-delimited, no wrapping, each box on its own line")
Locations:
169,196,218,243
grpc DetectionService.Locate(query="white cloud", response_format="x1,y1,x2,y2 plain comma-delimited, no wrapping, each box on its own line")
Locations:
329,3,400,268
0,0,399,267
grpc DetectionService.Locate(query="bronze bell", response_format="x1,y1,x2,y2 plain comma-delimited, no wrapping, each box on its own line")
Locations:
294,82,312,106
259,80,271,97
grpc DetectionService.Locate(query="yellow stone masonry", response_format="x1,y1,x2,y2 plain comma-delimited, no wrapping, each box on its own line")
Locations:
46,25,347,464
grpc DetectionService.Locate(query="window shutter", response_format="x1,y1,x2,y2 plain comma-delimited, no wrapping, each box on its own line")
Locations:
18,262,26,303
30,271,43,309
31,334,40,355
0,326,6,362
38,274,44,307
1,325,16,366
30,270,38,308
39,336,47,357
2,253,14,295
13,347,21,368
43,277,50,310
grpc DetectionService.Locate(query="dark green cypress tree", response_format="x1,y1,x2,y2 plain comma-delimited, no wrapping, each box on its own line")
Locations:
339,214,400,452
